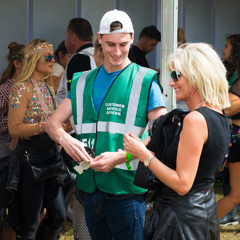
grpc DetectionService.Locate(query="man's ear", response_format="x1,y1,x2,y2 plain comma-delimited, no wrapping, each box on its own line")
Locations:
130,33,134,44
140,36,148,44
13,60,21,69
71,32,77,43
98,33,102,45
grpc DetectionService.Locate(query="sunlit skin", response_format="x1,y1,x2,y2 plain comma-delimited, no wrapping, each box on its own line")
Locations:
222,39,232,61
31,47,55,80
98,32,134,73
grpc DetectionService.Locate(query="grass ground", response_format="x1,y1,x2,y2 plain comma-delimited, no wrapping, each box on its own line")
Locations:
59,181,240,240
1,181,240,240
214,181,240,240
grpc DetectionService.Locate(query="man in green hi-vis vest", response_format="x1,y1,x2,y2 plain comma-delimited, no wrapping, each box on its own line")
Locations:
46,9,167,240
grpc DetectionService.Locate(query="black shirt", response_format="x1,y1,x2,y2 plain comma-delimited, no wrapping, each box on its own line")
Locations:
67,43,93,82
131,45,149,68
67,43,93,90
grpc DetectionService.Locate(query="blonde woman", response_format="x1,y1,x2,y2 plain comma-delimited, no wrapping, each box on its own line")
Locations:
124,43,230,240
217,34,240,225
8,39,66,240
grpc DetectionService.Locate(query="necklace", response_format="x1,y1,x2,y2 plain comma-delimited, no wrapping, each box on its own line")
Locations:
194,101,204,110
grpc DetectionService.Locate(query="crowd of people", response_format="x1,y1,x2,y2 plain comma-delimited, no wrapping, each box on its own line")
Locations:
0,8,240,240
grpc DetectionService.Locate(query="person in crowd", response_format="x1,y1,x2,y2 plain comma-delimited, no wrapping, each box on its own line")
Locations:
131,25,161,71
52,40,72,93
8,39,66,240
177,27,187,47
45,9,167,240
56,17,96,104
124,42,230,239
0,41,25,240
217,34,240,225
222,34,240,87
217,34,240,226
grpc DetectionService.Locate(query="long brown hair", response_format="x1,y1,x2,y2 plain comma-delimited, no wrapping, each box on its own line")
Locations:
0,42,25,85
224,34,240,79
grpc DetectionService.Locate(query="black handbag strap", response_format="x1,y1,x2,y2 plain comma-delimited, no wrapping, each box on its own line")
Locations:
45,84,57,110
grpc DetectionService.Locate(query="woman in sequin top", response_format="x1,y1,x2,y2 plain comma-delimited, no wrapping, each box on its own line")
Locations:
8,39,66,240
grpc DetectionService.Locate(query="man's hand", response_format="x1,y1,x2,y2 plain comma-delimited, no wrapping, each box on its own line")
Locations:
90,151,125,173
59,133,92,163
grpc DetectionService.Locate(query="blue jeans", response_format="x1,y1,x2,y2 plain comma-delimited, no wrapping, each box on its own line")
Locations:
83,189,146,240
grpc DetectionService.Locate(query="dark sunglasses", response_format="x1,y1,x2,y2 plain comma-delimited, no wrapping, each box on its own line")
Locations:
171,71,182,82
44,54,56,63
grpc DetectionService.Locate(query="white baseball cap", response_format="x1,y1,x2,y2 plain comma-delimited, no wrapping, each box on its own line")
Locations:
99,9,134,34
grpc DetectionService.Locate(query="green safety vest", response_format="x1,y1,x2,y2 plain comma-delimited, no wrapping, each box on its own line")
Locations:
71,63,158,194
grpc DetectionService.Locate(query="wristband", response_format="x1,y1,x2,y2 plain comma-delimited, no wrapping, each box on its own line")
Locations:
125,152,132,170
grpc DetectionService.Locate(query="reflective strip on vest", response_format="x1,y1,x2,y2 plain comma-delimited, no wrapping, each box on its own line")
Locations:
75,71,91,133
76,122,144,136
80,49,96,69
75,67,148,136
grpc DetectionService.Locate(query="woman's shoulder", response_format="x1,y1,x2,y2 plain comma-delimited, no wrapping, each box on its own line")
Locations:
10,80,33,98
182,109,208,142
184,109,206,124
12,79,32,89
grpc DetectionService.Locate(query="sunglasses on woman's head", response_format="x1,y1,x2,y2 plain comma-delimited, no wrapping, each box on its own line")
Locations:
171,71,182,82
44,54,56,63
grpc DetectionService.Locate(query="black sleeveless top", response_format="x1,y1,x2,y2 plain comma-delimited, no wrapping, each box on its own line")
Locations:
161,107,230,195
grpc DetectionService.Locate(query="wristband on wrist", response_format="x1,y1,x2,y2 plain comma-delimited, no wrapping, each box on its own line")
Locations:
125,152,132,170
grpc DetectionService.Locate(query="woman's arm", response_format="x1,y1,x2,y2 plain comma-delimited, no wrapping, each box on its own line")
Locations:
224,93,240,116
124,111,208,195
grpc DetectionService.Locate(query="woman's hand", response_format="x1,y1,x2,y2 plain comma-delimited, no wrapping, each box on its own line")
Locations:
142,136,151,146
123,131,147,159
7,137,19,150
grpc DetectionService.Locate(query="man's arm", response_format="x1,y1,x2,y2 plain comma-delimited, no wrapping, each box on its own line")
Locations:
148,106,167,123
45,98,91,163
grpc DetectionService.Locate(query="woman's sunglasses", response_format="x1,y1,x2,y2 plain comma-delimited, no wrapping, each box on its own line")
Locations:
44,54,56,63
171,71,182,82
